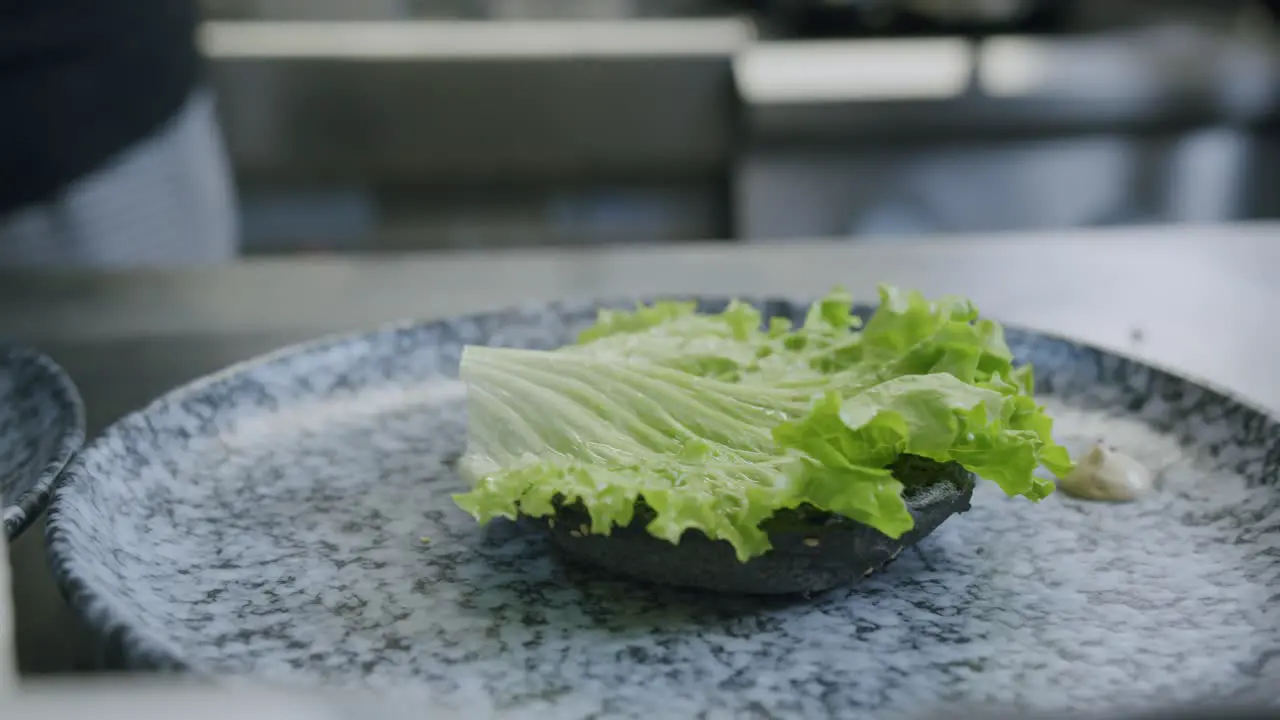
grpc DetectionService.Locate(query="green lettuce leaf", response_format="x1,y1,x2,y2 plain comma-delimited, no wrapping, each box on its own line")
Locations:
453,286,1073,561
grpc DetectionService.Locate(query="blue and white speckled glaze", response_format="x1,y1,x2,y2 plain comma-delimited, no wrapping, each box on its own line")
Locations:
1,342,84,540
46,299,1280,718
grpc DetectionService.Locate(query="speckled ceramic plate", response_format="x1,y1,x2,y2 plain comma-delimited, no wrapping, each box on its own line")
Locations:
1,342,84,540
47,299,1280,719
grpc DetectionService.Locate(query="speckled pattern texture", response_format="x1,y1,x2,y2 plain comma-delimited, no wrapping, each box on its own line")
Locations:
0,342,84,540
46,299,1280,718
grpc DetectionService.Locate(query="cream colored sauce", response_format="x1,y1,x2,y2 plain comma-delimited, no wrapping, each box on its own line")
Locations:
1058,443,1153,502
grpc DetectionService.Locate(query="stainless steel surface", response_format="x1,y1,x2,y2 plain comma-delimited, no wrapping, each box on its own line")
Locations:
901,0,1037,25
5,682,354,720
4,685,1278,720
737,129,1271,238
196,13,1280,252
0,537,13,691
204,19,749,251
200,0,732,21
4,223,1280,675
208,18,1280,183
238,178,729,252
10,678,1277,720
733,26,1280,238
205,20,751,184
5,678,1279,720
735,29,1280,140
6,679,471,720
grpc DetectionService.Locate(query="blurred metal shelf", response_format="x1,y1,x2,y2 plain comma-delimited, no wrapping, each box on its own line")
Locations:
202,19,754,184
735,29,1280,142
731,24,1280,240
200,0,734,21
194,13,1280,251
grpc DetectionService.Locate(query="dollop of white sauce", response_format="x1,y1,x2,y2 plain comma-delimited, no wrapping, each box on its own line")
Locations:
1058,443,1153,502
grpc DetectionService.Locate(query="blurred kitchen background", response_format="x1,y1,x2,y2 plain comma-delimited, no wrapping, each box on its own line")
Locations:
196,0,1280,253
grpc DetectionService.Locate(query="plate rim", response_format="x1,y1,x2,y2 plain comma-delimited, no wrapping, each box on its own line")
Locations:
43,295,1280,681
1,341,85,541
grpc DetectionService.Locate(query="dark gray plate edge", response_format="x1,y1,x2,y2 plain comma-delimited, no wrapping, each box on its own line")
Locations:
40,296,1280,710
2,341,86,541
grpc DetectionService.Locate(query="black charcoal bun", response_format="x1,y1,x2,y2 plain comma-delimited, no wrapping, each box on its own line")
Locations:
546,455,976,595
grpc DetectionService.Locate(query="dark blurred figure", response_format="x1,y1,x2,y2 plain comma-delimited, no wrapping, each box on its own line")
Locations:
0,0,237,269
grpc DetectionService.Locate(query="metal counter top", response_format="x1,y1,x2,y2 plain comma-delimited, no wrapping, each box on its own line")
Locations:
3,223,1278,412
4,222,1280,673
